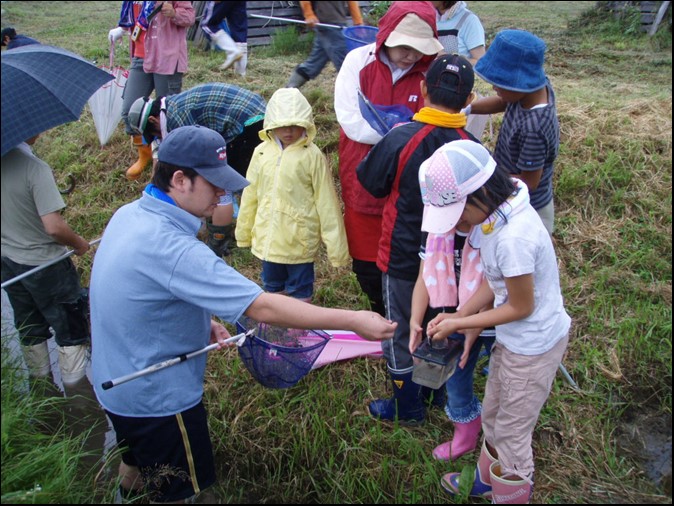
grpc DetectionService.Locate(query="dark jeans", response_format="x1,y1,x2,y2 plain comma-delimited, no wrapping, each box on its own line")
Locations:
444,334,495,423
261,261,314,299
296,26,348,80
1,256,89,347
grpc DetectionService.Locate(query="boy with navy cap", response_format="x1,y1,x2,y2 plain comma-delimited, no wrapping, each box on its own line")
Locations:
465,29,560,234
90,125,397,503
356,54,480,426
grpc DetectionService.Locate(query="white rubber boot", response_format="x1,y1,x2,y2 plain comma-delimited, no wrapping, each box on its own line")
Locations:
58,345,88,385
22,341,51,377
212,30,242,70
234,42,248,76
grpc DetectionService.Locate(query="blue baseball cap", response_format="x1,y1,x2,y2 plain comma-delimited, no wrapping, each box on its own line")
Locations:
158,126,249,192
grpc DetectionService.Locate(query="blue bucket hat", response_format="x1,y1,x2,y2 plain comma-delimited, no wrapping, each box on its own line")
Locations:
475,30,547,93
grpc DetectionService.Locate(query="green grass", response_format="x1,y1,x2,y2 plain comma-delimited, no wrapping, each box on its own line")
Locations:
1,1,671,503
0,342,115,504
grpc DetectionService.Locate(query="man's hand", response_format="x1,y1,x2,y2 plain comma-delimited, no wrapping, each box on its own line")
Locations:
210,320,231,349
305,15,319,28
353,311,397,341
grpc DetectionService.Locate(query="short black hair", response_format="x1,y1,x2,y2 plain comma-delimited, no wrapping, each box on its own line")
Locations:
426,82,472,110
151,161,199,193
141,97,164,144
1,27,17,46
425,54,475,110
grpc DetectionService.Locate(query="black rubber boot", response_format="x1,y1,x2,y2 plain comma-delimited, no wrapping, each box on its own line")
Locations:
286,68,308,88
206,221,233,257
422,385,448,409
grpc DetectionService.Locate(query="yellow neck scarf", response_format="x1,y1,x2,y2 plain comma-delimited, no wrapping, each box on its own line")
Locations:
412,107,467,128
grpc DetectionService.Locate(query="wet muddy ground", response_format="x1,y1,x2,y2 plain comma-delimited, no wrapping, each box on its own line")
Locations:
616,407,672,496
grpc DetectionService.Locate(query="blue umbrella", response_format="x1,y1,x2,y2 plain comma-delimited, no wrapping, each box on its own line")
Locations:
1,44,114,157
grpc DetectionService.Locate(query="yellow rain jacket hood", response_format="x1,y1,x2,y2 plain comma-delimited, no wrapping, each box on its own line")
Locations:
236,89,349,268
259,87,317,143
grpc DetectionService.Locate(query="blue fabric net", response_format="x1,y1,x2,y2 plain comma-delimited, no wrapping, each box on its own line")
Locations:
357,90,413,137
343,25,378,52
235,317,330,389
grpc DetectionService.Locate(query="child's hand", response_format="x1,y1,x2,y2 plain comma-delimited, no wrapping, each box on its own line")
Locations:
427,314,460,343
458,328,481,370
427,312,452,330
408,321,423,354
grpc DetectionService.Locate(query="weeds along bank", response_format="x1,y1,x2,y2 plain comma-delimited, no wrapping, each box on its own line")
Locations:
1,1,671,503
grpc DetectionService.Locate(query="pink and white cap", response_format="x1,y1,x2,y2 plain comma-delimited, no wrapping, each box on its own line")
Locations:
419,140,496,233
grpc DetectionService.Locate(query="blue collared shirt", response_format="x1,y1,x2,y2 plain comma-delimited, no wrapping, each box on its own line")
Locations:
91,193,262,416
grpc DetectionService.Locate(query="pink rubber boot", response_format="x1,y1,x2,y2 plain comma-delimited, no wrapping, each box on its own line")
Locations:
490,462,532,504
433,415,481,461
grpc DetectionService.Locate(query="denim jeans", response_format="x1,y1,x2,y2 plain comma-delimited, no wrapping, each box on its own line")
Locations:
296,27,348,80
444,334,495,423
1,256,89,347
261,261,314,299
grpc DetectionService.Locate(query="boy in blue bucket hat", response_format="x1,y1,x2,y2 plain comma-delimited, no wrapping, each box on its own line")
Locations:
465,29,560,234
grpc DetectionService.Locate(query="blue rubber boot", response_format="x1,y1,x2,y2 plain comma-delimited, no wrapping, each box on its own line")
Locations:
441,440,496,499
369,370,425,426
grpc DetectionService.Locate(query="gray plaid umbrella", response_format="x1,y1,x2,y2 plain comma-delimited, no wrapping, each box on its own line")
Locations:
1,44,114,157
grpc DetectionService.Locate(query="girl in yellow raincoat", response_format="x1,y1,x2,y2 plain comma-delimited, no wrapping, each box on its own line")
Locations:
236,88,349,301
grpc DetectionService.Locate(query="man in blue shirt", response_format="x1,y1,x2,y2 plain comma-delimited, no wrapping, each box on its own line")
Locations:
90,125,396,503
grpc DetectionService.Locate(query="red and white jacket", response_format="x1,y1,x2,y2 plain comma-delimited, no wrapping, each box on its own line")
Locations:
334,1,439,216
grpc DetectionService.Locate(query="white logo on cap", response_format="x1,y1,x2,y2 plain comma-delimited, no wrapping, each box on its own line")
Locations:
446,64,459,72
216,146,227,161
424,174,458,207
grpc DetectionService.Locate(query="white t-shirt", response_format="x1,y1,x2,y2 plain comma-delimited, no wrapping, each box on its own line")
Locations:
479,205,570,355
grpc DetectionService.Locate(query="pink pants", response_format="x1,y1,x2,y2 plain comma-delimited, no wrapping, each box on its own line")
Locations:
482,334,569,481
